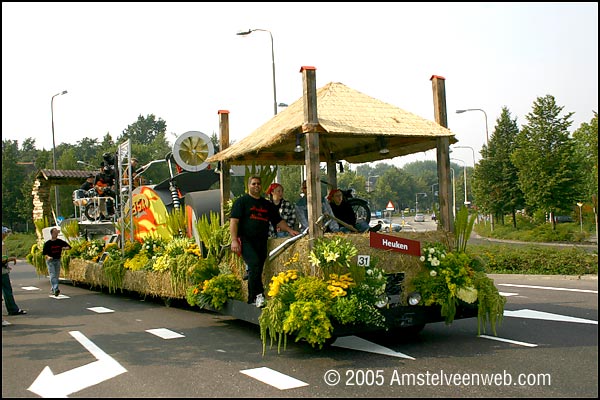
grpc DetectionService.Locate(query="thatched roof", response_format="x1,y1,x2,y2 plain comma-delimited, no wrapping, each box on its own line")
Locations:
207,82,457,165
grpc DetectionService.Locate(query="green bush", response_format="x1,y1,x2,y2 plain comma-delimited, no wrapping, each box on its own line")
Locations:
4,232,37,258
470,244,597,275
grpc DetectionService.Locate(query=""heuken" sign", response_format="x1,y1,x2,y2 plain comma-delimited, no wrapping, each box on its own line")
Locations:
369,232,421,257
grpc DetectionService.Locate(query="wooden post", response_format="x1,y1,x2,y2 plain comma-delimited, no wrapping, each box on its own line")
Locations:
430,75,454,232
218,110,231,224
300,66,323,251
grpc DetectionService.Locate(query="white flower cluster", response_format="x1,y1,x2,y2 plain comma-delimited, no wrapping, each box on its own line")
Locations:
419,246,446,271
364,267,387,296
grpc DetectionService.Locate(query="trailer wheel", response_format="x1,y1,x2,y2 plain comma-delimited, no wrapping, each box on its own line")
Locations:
348,198,371,225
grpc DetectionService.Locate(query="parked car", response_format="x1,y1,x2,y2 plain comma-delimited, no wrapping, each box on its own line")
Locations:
370,218,402,232
414,213,425,222
553,215,574,223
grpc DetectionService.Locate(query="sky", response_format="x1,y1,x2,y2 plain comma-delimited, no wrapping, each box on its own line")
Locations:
2,2,598,169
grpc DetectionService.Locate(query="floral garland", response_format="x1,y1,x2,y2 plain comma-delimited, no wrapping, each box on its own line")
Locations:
413,242,505,332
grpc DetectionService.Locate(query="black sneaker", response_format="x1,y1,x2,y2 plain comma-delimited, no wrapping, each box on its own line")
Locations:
54,289,60,297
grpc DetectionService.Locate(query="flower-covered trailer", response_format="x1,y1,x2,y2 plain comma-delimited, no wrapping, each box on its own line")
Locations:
30,66,504,352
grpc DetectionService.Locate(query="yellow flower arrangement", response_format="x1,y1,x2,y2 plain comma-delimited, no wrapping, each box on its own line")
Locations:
267,269,300,297
326,273,354,298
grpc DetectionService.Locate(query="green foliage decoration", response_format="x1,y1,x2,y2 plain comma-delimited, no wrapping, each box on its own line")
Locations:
26,243,47,276
187,273,242,310
60,219,80,243
472,271,506,335
260,240,389,354
124,252,150,271
414,241,505,331
185,252,220,285
308,236,358,277
195,211,230,262
165,207,187,238
454,206,476,253
101,255,126,294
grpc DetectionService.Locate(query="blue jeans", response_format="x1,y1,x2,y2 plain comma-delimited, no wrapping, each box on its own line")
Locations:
46,258,61,293
339,221,370,233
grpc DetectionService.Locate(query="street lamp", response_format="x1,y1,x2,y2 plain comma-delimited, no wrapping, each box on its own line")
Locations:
431,182,439,211
451,158,469,206
456,108,492,229
51,90,68,219
577,202,584,232
456,109,489,146
450,168,456,218
415,192,427,214
453,145,475,207
77,160,96,169
367,175,379,193
453,145,476,166
236,29,277,116
237,28,280,182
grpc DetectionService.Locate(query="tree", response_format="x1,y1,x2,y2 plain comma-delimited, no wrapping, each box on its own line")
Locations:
119,114,167,144
2,140,33,228
118,115,171,186
373,167,417,212
472,107,524,227
511,95,583,229
572,112,598,204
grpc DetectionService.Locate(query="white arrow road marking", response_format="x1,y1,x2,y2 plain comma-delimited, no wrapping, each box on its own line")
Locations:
146,328,185,339
49,294,69,299
498,284,597,294
499,292,519,297
21,286,41,291
241,367,308,390
504,309,598,324
28,331,127,398
87,306,114,313
333,335,415,359
479,335,538,347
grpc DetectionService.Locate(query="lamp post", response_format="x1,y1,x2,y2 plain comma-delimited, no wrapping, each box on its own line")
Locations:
577,202,584,232
456,108,489,146
450,167,456,218
367,175,380,193
456,108,492,229
236,29,277,116
415,192,427,214
453,145,475,207
51,90,68,219
431,182,439,211
453,145,476,166
237,28,280,181
77,160,95,169
451,158,468,206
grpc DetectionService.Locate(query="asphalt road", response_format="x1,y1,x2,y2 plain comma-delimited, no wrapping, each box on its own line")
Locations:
2,260,597,398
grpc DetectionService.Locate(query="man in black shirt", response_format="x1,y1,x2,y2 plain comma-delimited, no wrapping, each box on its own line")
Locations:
230,176,299,306
42,228,71,296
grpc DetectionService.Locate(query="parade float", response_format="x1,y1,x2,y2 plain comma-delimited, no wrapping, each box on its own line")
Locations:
27,68,505,352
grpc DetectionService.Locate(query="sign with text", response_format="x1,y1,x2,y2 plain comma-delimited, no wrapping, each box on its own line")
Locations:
369,232,421,257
